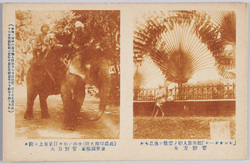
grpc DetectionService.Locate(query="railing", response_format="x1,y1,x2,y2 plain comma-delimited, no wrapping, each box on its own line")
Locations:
134,83,236,101
134,88,158,101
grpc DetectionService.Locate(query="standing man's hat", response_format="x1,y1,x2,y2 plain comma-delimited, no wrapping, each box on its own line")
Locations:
41,24,49,31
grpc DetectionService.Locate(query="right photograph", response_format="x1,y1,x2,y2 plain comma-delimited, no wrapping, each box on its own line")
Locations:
133,10,236,139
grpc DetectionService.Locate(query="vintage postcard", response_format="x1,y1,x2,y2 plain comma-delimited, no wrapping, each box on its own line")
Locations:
2,3,247,161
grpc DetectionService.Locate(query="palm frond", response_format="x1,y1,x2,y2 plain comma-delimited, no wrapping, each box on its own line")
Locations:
134,56,165,88
134,10,236,81
134,12,216,84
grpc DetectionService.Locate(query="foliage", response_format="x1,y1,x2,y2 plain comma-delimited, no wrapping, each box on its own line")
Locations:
15,10,74,84
134,11,213,96
15,11,34,84
72,10,120,104
134,10,236,87
133,55,165,89
194,11,236,79
15,10,120,104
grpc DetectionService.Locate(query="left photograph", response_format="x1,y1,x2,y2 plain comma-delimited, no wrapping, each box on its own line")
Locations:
15,10,120,139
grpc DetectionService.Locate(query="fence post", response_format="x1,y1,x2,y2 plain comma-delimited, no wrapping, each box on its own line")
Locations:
166,87,168,100
233,83,236,99
193,85,195,100
175,86,177,100
201,85,204,99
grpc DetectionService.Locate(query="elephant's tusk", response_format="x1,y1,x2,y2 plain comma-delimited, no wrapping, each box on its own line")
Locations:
69,64,86,80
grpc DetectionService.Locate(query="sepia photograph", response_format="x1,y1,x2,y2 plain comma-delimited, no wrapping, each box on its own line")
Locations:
2,3,247,161
15,10,120,139
133,10,236,139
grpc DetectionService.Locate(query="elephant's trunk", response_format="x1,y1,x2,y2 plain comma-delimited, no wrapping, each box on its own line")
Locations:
89,84,110,121
89,60,111,121
89,100,107,121
90,112,105,121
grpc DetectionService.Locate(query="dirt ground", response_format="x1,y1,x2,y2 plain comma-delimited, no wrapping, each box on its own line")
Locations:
133,116,236,139
15,86,120,139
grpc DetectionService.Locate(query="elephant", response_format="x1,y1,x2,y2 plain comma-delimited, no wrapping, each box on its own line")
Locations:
24,47,111,130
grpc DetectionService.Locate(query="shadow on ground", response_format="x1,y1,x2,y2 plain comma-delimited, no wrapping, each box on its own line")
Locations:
15,86,120,139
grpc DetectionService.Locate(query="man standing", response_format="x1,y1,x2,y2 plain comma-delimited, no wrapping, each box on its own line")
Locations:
152,86,166,117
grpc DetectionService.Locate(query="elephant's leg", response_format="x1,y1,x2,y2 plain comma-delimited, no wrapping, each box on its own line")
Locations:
24,87,37,120
73,80,86,114
61,73,79,130
61,86,73,129
39,94,50,119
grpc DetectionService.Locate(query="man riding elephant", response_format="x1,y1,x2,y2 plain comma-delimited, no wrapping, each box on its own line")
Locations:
30,24,59,85
24,21,112,130
43,24,72,87
67,20,97,83
54,24,72,56
31,24,50,65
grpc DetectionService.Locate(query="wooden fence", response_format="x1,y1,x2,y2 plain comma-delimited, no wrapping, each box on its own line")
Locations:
134,83,235,101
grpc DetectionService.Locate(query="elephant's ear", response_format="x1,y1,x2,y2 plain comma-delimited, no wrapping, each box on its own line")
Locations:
68,55,88,80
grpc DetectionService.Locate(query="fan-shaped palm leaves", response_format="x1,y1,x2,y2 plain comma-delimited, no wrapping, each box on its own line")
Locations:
134,55,165,88
134,11,218,98
194,11,236,79
134,10,236,92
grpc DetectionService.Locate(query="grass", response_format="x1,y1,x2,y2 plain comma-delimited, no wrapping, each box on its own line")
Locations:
133,116,236,139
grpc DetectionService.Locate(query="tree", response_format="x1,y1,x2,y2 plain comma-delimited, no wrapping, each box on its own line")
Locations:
195,11,236,79
15,10,73,84
71,10,120,105
71,10,120,60
134,11,217,99
133,55,165,89
15,10,120,104
15,10,34,84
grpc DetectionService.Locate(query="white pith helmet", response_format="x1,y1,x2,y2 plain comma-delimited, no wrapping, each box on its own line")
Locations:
75,21,84,28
